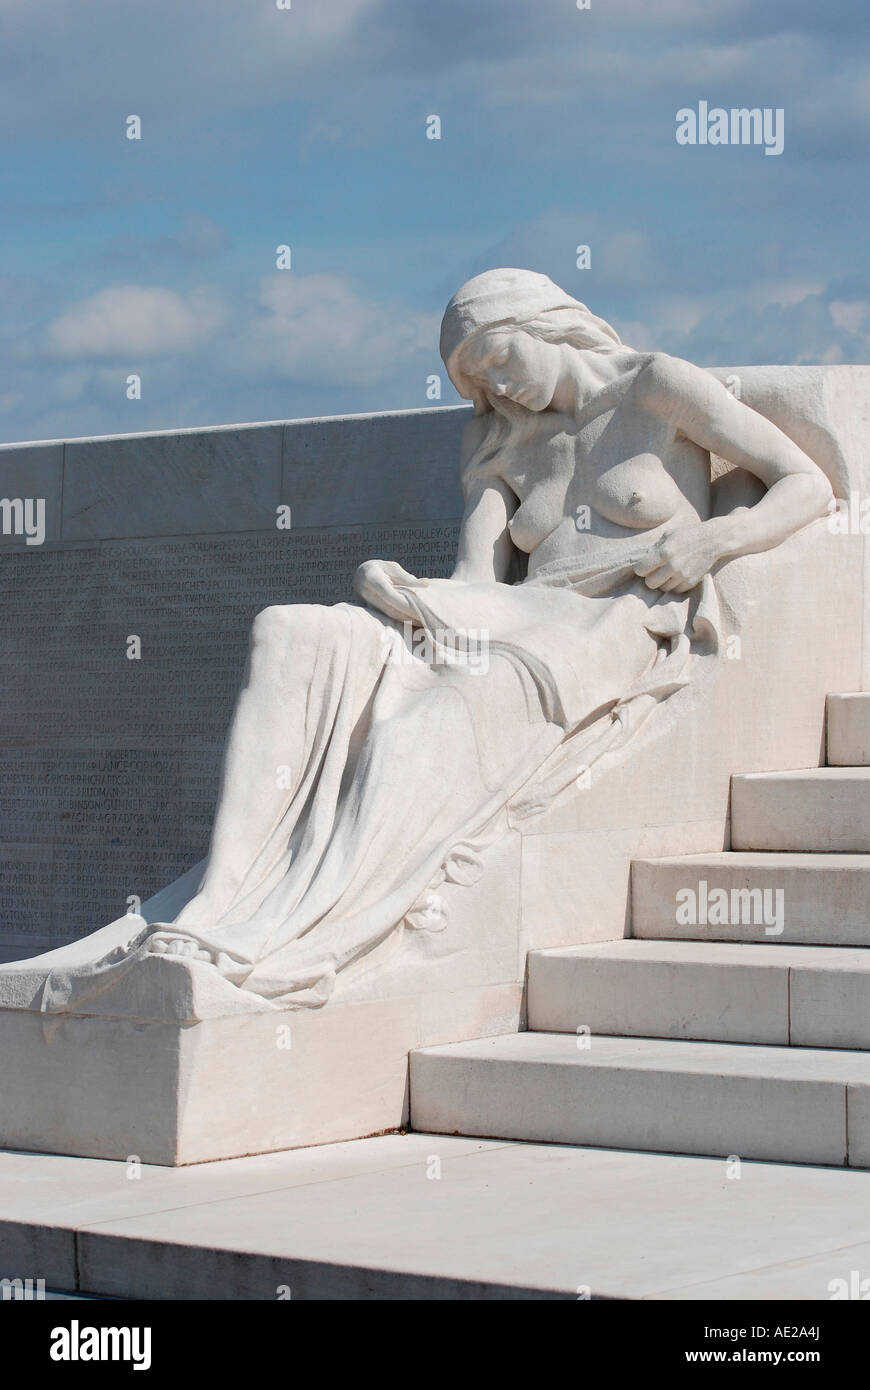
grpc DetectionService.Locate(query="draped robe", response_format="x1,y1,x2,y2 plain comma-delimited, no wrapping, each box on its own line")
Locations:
40,541,720,1014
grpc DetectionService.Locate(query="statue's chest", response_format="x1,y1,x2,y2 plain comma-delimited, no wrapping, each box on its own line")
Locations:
501,417,579,500
502,408,680,541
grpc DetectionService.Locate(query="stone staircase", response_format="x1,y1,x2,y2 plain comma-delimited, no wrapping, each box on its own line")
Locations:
410,692,870,1168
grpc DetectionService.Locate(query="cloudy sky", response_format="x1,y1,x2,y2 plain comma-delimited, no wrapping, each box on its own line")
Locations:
1,0,868,442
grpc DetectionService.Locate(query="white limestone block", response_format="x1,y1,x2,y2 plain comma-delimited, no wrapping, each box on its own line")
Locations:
0,981,522,1166
827,693,870,766
631,852,870,944
527,940,790,1043
789,952,870,1050
531,940,870,1051
731,769,870,852
409,1032,870,1165
62,424,283,541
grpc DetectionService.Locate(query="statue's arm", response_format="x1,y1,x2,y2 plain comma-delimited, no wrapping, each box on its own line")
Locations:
449,414,518,583
633,355,834,592
353,417,518,613
451,474,518,583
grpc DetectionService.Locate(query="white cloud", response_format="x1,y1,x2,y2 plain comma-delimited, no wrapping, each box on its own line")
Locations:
28,270,437,394
830,299,870,334
677,287,870,367
234,271,438,386
0,270,444,440
44,285,225,358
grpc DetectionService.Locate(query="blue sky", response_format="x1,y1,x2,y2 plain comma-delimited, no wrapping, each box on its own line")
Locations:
1,0,868,442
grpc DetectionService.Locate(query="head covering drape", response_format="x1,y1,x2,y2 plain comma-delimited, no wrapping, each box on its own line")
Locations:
440,268,621,399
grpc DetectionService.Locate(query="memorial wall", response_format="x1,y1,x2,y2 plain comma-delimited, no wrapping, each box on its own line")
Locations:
0,406,470,961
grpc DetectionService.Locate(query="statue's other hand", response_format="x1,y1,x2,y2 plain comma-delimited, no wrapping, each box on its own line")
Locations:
632,519,728,594
353,559,425,619
367,559,428,589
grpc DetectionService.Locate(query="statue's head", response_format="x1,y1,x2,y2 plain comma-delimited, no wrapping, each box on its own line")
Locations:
440,268,622,413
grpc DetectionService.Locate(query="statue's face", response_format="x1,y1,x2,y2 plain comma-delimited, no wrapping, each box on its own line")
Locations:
458,328,561,411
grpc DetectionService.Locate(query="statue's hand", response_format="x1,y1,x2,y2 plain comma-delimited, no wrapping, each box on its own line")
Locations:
366,560,427,589
353,559,426,619
632,518,730,594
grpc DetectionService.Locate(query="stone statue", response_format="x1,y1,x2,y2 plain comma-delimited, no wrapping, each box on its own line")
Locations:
32,268,834,1014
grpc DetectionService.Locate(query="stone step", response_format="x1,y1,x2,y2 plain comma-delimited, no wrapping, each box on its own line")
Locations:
528,940,870,1049
8,1136,870,1300
731,768,870,852
409,1033,870,1167
631,851,870,944
827,693,870,766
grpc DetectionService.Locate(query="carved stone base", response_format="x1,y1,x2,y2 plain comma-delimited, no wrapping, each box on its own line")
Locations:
0,839,525,1164
0,975,522,1165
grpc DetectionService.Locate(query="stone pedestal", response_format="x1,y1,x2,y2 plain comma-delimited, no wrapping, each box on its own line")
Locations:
0,838,523,1164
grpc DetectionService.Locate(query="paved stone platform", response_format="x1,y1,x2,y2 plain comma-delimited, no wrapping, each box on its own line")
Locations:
1,1134,869,1300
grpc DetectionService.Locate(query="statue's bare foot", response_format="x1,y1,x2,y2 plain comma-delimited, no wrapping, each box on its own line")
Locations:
146,931,214,964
